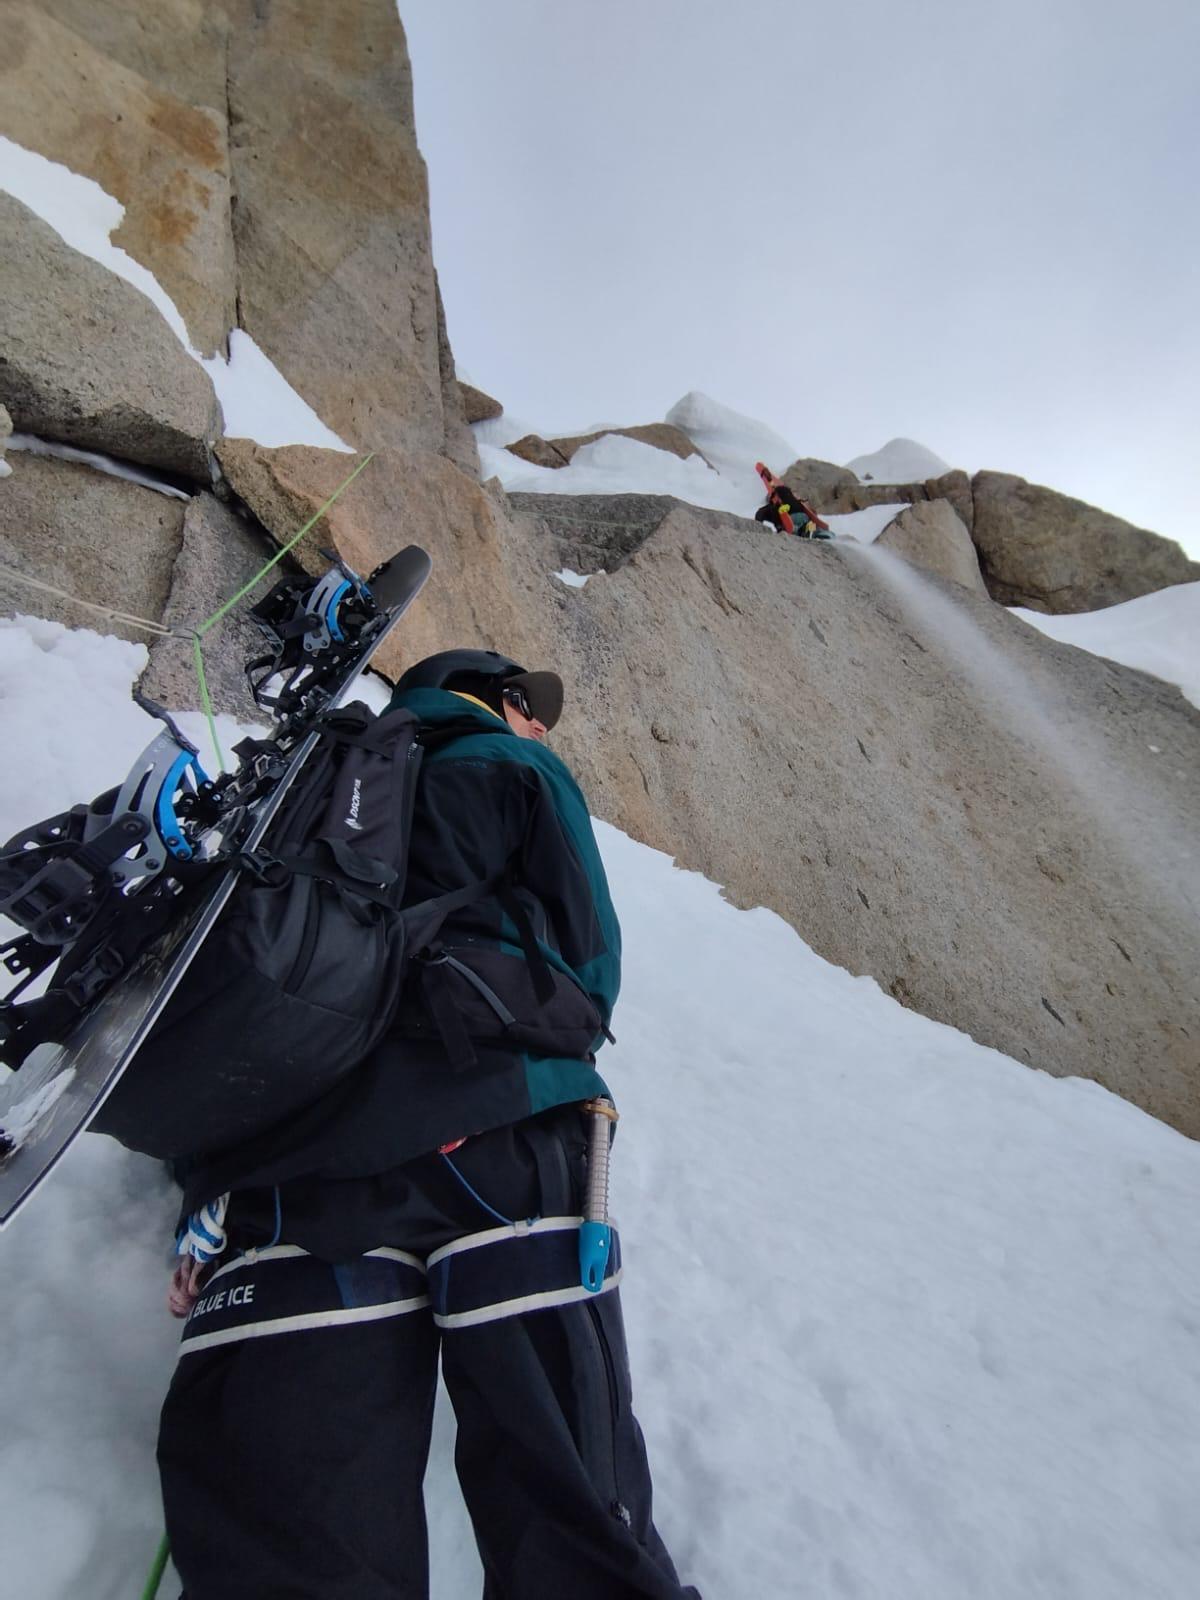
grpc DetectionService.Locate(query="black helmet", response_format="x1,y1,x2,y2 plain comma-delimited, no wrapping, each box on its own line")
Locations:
397,649,563,730
396,649,523,693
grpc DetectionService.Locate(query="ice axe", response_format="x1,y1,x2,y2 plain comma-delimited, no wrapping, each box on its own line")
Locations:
579,1096,619,1292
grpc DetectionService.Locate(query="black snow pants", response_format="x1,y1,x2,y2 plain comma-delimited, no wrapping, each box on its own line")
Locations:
158,1109,699,1600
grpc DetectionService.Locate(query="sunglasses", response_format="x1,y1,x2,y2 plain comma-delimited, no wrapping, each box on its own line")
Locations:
502,685,537,722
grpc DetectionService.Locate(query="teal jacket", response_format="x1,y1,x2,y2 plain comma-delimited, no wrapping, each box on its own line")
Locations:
181,688,621,1204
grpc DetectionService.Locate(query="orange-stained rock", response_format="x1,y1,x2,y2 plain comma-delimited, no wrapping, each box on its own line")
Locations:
213,439,544,682
0,4,237,357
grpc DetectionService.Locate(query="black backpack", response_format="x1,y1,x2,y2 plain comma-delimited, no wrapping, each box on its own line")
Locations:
93,702,601,1160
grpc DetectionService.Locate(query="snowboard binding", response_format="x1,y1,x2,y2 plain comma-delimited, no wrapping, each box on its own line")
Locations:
0,703,216,1068
244,549,399,720
0,550,407,1072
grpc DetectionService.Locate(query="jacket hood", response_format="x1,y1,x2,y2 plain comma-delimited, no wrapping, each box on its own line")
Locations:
385,685,513,734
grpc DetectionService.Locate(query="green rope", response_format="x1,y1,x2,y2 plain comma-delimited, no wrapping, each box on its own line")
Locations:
139,1532,170,1600
187,449,375,771
195,450,376,639
3,451,376,773
192,631,224,772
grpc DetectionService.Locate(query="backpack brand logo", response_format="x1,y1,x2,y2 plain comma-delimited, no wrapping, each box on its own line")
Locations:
345,777,363,831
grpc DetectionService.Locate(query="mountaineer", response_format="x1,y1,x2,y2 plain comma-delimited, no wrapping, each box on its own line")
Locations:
157,648,700,1600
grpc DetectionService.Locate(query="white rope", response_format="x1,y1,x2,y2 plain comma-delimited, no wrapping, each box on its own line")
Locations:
0,562,176,636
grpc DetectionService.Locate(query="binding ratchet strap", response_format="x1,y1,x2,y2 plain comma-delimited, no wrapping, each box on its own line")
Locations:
177,1243,429,1357
426,1217,622,1330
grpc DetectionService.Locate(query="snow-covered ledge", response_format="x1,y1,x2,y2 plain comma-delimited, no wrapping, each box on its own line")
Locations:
6,434,191,501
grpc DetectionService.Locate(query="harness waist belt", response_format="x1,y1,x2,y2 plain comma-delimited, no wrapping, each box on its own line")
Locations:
178,1220,624,1352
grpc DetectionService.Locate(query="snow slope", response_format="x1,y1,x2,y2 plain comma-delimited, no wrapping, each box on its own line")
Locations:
482,432,747,516
1012,582,1200,710
823,503,909,543
477,390,803,522
476,394,966,552
2,613,1199,1600
843,437,952,483
664,390,798,497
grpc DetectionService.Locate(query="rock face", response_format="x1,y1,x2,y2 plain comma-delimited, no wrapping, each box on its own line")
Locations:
0,195,221,478
779,458,860,504
508,423,705,470
223,0,476,469
877,500,987,594
213,439,547,681
4,0,1197,1150
803,465,1199,616
812,468,976,532
506,435,571,469
485,495,1200,1137
0,406,10,480
434,278,479,473
32,0,230,108
141,493,279,725
508,493,674,575
459,382,503,424
553,423,705,465
0,2,237,357
971,472,1200,613
0,449,185,643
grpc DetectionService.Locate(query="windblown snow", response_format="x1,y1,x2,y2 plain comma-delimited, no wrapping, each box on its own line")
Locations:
1,612,1199,1600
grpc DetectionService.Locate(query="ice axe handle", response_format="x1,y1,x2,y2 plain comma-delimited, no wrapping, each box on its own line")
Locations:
579,1097,618,1293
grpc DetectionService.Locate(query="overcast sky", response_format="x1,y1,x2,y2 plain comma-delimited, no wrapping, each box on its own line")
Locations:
403,1,1199,557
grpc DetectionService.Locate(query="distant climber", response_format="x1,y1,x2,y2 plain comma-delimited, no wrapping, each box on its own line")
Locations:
754,462,833,539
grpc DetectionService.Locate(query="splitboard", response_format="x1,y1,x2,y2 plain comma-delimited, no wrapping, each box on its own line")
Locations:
0,545,432,1228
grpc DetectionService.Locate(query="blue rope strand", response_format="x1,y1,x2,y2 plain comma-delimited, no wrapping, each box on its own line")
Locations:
439,1152,514,1225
